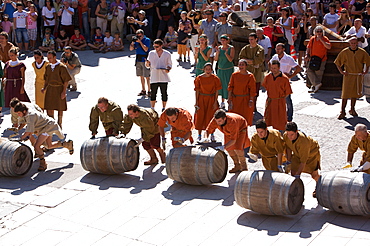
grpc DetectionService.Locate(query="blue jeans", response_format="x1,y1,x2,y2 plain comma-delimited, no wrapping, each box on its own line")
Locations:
15,28,29,44
82,12,90,42
286,94,293,122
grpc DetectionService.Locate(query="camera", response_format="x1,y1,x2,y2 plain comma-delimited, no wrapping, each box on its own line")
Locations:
132,36,139,42
62,58,67,63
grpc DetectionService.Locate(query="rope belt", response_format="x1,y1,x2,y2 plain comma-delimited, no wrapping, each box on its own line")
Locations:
199,92,215,96
346,73,364,96
233,93,250,97
218,66,234,70
6,78,22,87
47,84,64,87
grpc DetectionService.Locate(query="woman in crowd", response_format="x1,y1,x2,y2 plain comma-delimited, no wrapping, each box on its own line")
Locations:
32,50,49,110
179,11,192,62
338,8,352,36
27,4,38,50
42,0,56,36
95,0,109,35
3,47,30,107
188,10,201,65
215,34,234,109
227,59,256,126
195,34,211,77
276,7,294,51
295,14,309,66
194,63,221,141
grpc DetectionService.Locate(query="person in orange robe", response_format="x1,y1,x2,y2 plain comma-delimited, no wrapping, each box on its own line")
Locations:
194,63,222,141
158,107,194,148
228,59,257,126
262,60,292,131
206,110,250,173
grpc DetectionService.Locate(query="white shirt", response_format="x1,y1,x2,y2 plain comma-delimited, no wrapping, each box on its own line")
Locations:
345,26,368,48
258,36,271,55
308,0,320,15
270,52,299,74
60,7,74,26
147,49,172,83
14,10,28,28
323,13,339,32
104,36,114,46
291,2,306,16
42,6,56,26
247,0,261,19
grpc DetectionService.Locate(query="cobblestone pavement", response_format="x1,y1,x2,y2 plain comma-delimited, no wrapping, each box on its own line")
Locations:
0,48,369,245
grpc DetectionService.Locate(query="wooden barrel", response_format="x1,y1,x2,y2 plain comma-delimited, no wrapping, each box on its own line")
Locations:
231,26,255,43
166,146,228,185
0,138,33,176
232,40,248,66
230,11,253,26
80,137,140,174
364,71,370,97
234,170,305,215
316,171,370,215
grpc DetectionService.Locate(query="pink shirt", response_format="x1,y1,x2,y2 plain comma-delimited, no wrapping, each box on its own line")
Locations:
1,21,12,33
27,12,37,29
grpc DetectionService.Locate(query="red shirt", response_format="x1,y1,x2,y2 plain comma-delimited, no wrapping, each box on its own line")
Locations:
70,34,85,45
263,25,283,47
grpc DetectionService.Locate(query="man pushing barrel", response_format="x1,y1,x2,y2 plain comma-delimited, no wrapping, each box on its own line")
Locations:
158,107,194,149
89,97,124,138
249,119,285,172
122,104,166,165
283,122,321,197
344,123,370,173
14,103,73,171
205,109,250,173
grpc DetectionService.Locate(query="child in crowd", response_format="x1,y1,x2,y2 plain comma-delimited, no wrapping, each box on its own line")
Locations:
69,28,87,50
56,29,70,51
39,32,55,51
111,32,124,51
163,26,178,49
1,15,12,35
27,4,38,50
89,27,105,52
177,22,189,62
100,30,114,53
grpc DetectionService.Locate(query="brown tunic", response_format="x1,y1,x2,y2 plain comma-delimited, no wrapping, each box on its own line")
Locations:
44,63,71,111
0,42,14,63
347,131,370,174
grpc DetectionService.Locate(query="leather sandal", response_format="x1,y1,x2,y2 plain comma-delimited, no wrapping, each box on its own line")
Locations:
349,110,358,117
144,159,159,165
337,112,346,120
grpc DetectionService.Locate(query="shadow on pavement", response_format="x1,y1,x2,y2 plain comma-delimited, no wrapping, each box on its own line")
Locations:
80,164,167,193
0,163,74,195
344,117,370,130
237,204,370,238
75,49,136,67
310,90,341,105
67,91,81,102
161,174,237,206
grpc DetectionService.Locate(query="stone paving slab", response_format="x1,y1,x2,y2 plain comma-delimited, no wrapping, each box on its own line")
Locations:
0,48,369,245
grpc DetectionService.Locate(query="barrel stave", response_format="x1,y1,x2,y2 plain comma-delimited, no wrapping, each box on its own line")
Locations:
0,138,33,176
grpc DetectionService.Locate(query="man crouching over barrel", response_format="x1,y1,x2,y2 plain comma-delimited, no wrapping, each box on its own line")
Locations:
283,122,321,197
158,107,194,149
89,97,124,138
344,123,370,173
14,103,74,171
249,119,285,172
206,109,250,173
122,104,166,165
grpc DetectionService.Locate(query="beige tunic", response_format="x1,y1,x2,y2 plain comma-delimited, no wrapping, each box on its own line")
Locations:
250,129,285,171
24,108,64,139
122,108,159,142
11,102,42,125
283,131,321,174
238,44,265,83
334,47,370,98
347,131,370,174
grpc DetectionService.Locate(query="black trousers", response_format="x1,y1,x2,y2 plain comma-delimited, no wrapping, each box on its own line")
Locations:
150,82,168,102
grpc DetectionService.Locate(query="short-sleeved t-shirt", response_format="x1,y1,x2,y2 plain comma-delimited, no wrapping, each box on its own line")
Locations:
307,36,330,61
14,10,28,28
70,34,86,45
27,12,37,29
42,37,55,47
157,0,176,16
93,34,104,44
323,13,339,32
104,36,114,46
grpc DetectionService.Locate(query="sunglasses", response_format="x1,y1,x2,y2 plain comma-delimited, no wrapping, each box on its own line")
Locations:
316,30,323,33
